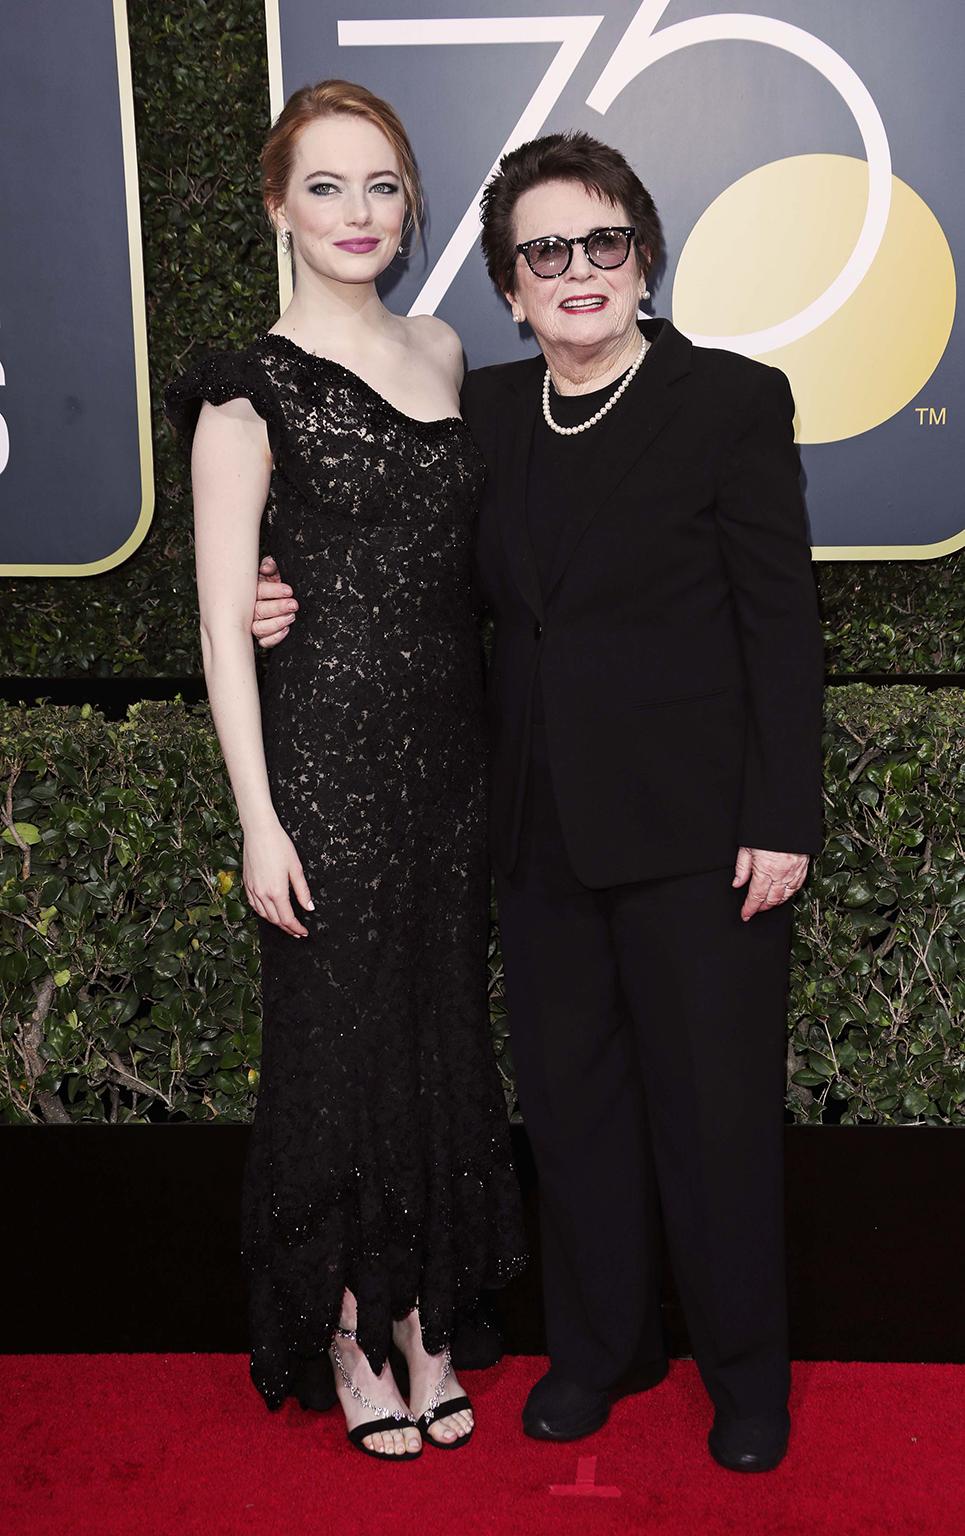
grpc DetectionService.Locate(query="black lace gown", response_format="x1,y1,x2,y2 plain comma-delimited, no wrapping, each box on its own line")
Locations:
165,333,527,1410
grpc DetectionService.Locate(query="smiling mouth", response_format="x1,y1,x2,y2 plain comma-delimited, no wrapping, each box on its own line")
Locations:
559,295,608,312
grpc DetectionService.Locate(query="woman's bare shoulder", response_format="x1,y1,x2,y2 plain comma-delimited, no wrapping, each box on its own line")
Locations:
404,312,465,369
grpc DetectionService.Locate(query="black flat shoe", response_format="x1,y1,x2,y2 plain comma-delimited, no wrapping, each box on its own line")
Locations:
523,1369,610,1441
331,1327,422,1461
522,1356,670,1442
708,1409,790,1473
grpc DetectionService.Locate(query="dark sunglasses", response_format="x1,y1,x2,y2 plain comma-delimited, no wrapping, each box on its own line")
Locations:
514,226,636,278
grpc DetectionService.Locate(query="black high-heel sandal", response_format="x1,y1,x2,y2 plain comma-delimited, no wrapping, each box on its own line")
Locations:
413,1346,474,1450
330,1326,422,1461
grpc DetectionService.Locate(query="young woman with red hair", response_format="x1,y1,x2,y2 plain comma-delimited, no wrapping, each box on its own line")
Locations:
165,80,526,1462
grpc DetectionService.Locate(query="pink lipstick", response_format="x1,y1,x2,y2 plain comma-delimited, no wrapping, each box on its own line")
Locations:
334,238,381,253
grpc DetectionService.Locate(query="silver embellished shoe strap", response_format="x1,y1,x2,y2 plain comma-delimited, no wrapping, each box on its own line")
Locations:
330,1332,416,1424
420,1346,453,1426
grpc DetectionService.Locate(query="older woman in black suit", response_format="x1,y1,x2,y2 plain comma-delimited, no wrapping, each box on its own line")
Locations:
252,130,825,1473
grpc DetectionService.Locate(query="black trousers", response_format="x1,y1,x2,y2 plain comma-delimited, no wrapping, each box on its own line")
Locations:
495,717,794,1419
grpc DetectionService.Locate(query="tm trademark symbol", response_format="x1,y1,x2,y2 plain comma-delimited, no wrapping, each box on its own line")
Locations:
914,406,946,425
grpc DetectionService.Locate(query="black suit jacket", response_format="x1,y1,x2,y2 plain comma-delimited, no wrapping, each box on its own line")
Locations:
461,317,825,887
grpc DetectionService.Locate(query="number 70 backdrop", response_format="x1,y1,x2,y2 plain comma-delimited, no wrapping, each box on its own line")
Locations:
269,0,961,558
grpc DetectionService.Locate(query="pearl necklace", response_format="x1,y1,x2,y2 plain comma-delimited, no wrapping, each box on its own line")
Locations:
542,334,650,436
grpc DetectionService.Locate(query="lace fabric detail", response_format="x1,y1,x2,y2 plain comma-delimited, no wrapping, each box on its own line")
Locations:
164,344,281,454
164,335,528,1410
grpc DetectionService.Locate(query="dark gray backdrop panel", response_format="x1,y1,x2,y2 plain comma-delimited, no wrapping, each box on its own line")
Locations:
0,0,147,569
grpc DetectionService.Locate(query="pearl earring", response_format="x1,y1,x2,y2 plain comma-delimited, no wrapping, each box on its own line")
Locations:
641,285,650,301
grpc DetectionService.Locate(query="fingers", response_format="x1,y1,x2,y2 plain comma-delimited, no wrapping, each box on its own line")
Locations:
254,587,296,614
273,892,309,937
252,595,297,650
256,554,289,604
739,852,810,921
254,626,289,651
253,600,296,625
732,846,753,888
252,611,294,653
246,886,270,923
252,554,294,648
273,858,314,936
244,883,310,937
740,866,780,922
291,866,315,915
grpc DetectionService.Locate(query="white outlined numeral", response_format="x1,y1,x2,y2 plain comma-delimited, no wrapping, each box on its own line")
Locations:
338,16,603,315
587,0,892,354
339,4,892,354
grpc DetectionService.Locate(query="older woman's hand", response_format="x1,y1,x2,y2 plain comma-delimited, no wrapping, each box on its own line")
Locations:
253,554,297,648
733,847,809,922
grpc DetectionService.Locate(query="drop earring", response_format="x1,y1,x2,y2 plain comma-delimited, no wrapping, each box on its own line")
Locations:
397,214,414,260
279,228,292,254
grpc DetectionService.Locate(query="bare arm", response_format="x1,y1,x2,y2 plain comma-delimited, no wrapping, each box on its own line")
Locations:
192,397,312,935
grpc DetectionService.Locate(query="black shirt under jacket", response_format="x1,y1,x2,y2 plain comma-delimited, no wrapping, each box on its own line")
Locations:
527,365,636,728
527,365,636,589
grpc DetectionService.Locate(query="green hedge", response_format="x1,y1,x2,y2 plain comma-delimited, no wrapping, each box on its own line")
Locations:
2,688,963,1126
0,0,961,678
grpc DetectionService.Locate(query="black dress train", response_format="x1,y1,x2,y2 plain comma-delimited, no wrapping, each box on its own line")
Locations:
165,333,526,1410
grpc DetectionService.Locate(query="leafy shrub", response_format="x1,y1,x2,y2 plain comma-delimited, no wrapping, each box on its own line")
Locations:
788,686,965,1123
2,689,963,1125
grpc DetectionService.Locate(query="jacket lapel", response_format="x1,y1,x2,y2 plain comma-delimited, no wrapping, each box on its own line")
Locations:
497,357,545,622
542,318,693,604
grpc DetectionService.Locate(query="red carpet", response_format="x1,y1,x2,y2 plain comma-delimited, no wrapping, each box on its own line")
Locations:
2,1356,963,1535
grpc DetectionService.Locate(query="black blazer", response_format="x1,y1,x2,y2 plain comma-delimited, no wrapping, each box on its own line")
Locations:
461,317,825,887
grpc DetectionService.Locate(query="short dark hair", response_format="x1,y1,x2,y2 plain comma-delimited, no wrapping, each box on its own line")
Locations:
479,130,664,295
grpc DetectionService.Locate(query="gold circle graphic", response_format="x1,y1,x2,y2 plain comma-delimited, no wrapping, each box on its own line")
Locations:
672,153,956,443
